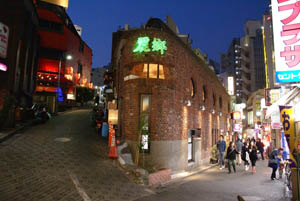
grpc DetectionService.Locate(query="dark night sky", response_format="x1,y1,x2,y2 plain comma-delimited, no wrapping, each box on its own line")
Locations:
67,0,269,68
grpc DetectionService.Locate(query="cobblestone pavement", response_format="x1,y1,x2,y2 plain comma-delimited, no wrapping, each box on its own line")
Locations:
0,109,152,201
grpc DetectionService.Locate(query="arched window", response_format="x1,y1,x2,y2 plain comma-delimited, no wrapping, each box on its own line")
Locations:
202,85,207,102
213,93,216,106
190,79,195,98
219,97,223,109
228,103,230,113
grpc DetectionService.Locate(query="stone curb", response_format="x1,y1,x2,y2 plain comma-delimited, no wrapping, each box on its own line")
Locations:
160,163,218,186
0,122,30,143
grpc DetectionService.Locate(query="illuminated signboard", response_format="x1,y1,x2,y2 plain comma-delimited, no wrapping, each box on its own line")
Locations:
40,0,69,8
272,0,300,83
0,62,7,71
133,36,167,55
234,124,242,132
233,112,241,120
56,87,64,102
0,22,9,59
228,76,234,95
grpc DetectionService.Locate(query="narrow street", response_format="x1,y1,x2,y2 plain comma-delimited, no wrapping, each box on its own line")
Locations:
0,109,291,201
0,109,151,201
135,160,290,201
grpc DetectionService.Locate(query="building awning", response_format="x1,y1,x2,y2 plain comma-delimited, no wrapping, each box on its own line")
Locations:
266,87,300,118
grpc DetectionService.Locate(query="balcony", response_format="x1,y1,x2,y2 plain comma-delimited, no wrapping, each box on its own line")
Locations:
241,63,250,73
241,74,251,84
241,54,250,64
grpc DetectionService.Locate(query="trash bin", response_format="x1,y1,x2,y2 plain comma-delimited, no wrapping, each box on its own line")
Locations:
102,122,109,137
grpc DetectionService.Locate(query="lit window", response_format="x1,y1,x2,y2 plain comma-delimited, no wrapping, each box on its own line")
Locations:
235,61,239,64
158,65,165,79
149,64,158,78
125,63,165,81
236,72,239,75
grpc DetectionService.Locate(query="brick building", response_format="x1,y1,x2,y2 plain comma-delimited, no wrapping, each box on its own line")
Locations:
111,18,231,171
0,0,39,127
34,0,93,113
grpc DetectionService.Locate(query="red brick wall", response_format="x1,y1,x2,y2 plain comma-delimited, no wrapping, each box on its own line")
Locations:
115,29,231,161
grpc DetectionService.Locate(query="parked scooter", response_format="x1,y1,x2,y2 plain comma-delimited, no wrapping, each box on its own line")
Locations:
31,104,51,124
91,107,104,136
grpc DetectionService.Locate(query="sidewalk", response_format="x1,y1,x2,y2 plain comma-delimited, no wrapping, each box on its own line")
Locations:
0,121,33,143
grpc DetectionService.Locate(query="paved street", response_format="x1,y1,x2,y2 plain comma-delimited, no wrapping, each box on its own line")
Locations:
135,160,290,201
0,109,291,201
0,109,151,201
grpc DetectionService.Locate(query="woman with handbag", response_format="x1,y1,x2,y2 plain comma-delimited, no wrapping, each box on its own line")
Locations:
241,141,250,171
269,149,279,180
249,140,258,174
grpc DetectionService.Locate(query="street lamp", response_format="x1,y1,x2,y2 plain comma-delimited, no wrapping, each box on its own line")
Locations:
56,54,73,113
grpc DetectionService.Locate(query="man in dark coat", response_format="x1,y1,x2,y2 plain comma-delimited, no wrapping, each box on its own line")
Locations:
256,138,265,160
217,135,226,169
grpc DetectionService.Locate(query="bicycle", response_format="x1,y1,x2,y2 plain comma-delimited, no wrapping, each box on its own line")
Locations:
284,161,292,191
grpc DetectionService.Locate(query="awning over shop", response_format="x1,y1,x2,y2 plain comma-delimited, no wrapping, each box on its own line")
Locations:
266,87,300,118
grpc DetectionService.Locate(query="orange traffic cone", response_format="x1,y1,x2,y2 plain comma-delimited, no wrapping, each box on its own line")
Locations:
108,121,113,147
108,129,118,159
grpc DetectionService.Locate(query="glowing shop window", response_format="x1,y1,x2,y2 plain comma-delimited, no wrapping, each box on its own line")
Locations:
149,64,158,78
158,65,165,79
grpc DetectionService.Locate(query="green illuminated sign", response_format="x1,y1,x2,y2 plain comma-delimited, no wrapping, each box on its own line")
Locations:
133,36,167,55
152,38,167,55
133,37,151,53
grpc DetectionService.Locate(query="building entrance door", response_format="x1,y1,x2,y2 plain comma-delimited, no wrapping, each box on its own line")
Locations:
188,130,194,162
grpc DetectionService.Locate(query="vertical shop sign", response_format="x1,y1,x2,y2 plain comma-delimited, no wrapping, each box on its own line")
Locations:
280,105,296,167
0,22,9,58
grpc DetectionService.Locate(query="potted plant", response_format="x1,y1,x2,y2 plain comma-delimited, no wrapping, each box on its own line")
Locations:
210,144,219,164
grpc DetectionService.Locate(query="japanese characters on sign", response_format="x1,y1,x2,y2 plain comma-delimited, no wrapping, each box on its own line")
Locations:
0,22,9,59
272,0,300,83
279,106,296,168
133,36,167,55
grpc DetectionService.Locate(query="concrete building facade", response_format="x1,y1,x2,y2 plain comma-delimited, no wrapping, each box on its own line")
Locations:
111,18,231,171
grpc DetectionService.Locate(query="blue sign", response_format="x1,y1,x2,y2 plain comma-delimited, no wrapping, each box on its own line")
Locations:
276,70,300,83
56,88,64,102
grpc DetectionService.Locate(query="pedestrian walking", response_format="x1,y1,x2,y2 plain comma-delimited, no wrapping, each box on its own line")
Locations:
268,148,279,180
241,141,250,171
236,138,243,166
226,141,239,173
217,135,226,169
249,141,258,174
278,148,284,179
256,138,265,160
